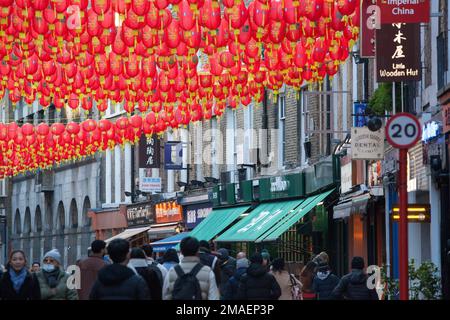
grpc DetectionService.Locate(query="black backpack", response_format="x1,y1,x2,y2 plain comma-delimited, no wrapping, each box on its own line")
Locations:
172,263,203,300
148,261,164,287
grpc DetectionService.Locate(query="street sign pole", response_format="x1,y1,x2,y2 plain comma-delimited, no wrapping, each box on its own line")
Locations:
398,148,409,300
386,113,422,301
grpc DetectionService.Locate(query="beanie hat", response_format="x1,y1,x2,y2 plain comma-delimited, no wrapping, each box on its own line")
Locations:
236,258,249,269
218,248,229,260
261,249,270,261
351,256,365,270
43,249,62,265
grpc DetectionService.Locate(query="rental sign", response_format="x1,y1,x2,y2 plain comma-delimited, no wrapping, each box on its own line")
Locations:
378,0,430,24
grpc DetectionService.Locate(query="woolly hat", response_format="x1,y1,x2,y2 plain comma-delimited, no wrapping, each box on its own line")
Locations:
43,249,62,265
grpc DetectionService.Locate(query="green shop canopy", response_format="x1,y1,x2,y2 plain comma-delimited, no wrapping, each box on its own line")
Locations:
258,189,334,242
215,199,305,242
187,205,251,242
216,189,335,243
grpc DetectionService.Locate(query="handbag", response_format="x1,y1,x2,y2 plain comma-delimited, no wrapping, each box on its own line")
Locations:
287,264,302,300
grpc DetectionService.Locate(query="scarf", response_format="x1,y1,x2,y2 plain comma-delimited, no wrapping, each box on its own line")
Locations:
43,268,61,289
9,268,27,293
316,271,331,281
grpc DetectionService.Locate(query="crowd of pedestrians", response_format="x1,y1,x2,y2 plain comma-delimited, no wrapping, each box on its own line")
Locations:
0,236,379,300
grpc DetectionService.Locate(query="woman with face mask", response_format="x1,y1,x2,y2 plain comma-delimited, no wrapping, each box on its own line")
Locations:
0,250,41,300
35,249,78,300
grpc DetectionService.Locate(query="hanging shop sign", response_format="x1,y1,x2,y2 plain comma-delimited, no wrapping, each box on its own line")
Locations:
443,104,450,134
354,102,368,127
126,202,155,227
184,202,213,230
376,23,421,82
378,0,430,24
382,148,399,175
341,162,353,194
351,127,385,160
164,142,184,170
155,201,183,224
360,0,376,57
138,134,160,168
139,169,162,193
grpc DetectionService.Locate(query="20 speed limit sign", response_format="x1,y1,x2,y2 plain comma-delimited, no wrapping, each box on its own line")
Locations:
385,113,422,149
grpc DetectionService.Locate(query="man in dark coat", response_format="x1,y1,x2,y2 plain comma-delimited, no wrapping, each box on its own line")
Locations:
217,248,236,297
199,240,221,287
312,262,340,300
236,253,281,300
76,240,107,300
331,256,379,300
223,257,249,300
89,239,150,300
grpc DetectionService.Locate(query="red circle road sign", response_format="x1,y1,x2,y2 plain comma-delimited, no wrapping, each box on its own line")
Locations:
385,113,422,149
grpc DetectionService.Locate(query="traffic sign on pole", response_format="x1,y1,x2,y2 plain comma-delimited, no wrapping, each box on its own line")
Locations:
385,113,421,300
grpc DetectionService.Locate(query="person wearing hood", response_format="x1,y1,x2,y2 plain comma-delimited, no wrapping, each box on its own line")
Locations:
128,248,162,300
35,249,78,300
89,239,150,300
162,248,179,272
312,262,340,300
236,253,281,300
331,256,379,300
270,258,302,300
0,250,41,300
217,248,236,298
222,257,249,300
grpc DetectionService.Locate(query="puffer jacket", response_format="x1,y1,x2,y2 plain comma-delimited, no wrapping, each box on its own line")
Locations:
313,271,340,300
36,269,78,300
89,264,150,300
222,267,247,300
162,256,219,300
331,269,379,300
236,263,281,300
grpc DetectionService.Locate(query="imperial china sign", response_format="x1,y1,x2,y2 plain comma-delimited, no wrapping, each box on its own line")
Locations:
376,23,421,82
351,127,385,160
378,0,430,24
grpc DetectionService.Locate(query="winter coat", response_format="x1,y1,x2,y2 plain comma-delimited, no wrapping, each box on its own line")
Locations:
128,259,162,300
162,256,220,300
219,257,236,295
89,263,150,300
162,261,178,272
36,269,78,300
199,249,221,287
331,269,379,300
236,263,282,300
271,270,301,300
0,268,41,300
313,271,340,300
222,267,247,300
76,256,107,300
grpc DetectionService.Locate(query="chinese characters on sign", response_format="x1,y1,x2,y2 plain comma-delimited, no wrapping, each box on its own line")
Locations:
139,169,162,193
376,23,421,82
126,202,155,227
155,201,183,223
139,134,160,168
378,0,430,24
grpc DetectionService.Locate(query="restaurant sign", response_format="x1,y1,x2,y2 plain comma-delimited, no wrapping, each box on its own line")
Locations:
126,202,155,227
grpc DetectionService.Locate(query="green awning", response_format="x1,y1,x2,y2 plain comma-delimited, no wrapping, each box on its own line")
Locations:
258,189,335,242
187,205,251,242
215,199,305,242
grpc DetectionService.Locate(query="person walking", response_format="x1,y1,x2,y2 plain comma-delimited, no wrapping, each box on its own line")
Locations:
35,249,78,300
89,239,150,300
313,262,340,300
261,249,271,271
270,258,302,300
163,236,219,300
128,248,162,300
0,250,41,300
141,244,167,284
217,248,236,298
331,256,379,300
300,261,318,300
30,262,40,273
199,240,221,287
222,257,249,300
162,248,179,272
76,240,107,300
236,253,281,300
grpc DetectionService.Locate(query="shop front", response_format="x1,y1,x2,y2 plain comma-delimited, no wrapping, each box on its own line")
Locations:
216,156,338,266
88,206,128,241
178,193,213,232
